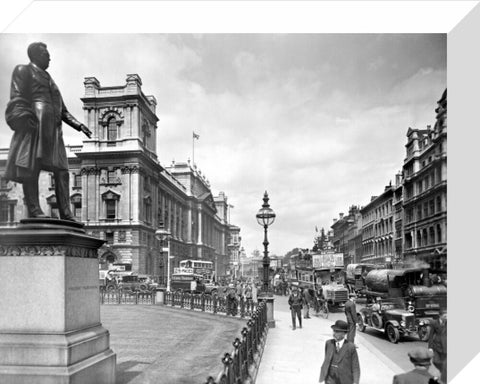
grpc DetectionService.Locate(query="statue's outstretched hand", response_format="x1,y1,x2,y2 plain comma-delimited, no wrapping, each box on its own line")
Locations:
80,124,92,138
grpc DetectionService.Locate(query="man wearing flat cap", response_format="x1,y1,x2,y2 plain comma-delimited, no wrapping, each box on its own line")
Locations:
319,319,360,384
4,42,91,221
392,347,436,384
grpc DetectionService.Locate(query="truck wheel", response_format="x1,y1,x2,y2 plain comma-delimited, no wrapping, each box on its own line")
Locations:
418,325,431,341
357,314,366,332
386,324,400,344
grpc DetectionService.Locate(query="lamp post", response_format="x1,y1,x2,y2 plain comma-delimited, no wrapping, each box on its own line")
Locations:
256,191,276,295
155,228,172,292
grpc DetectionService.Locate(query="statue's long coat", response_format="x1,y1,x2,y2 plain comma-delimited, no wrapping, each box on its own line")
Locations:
4,63,83,182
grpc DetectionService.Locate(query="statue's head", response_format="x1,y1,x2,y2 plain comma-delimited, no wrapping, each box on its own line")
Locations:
28,42,50,70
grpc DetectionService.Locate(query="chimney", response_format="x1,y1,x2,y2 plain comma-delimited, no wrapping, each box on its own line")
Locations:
339,213,344,219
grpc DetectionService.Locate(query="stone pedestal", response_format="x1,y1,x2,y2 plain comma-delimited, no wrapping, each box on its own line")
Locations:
259,294,275,328
0,219,116,384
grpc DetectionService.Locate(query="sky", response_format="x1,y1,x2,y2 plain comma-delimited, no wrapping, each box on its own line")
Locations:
0,33,446,256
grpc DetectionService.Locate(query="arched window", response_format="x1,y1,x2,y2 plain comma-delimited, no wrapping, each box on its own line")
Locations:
107,116,117,141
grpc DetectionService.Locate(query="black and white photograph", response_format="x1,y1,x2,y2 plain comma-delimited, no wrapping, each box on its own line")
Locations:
0,1,477,384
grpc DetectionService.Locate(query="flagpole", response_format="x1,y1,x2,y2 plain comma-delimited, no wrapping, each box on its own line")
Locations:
192,133,195,166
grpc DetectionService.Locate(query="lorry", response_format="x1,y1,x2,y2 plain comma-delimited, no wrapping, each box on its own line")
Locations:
345,263,378,296
357,267,447,343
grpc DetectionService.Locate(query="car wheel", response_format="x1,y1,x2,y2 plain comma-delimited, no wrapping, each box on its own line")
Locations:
418,325,431,341
211,289,218,295
106,285,116,292
139,284,148,292
357,314,366,332
386,323,400,344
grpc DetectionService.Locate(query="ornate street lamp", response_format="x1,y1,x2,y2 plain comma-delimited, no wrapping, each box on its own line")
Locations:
155,227,172,292
256,191,276,294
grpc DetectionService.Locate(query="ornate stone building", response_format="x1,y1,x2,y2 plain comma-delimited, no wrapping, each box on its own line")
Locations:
0,74,238,280
360,185,395,265
402,90,447,272
330,206,362,265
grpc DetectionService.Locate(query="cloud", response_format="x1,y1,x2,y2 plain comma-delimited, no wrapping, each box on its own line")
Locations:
0,34,446,255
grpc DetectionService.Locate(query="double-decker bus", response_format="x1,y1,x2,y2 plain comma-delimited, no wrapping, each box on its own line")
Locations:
179,259,215,282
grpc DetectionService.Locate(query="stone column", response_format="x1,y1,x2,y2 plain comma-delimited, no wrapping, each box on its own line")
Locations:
0,219,116,384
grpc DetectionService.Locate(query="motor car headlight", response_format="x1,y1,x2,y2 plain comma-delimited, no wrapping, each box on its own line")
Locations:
408,305,415,312
400,321,406,327
419,321,424,326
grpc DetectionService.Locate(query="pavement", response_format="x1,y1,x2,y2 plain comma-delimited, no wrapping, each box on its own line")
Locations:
256,295,405,384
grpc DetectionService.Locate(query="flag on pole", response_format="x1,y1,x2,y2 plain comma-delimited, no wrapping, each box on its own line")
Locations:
193,132,200,140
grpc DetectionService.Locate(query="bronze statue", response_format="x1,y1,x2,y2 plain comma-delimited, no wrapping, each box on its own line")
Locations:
4,42,91,221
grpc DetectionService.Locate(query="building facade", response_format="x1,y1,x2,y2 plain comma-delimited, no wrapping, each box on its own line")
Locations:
402,90,447,272
360,185,395,265
330,206,362,265
0,74,239,281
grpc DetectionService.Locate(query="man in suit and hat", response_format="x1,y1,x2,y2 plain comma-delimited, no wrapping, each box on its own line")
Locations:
392,347,436,384
4,42,91,221
288,283,304,330
319,319,360,384
344,293,358,343
428,310,447,383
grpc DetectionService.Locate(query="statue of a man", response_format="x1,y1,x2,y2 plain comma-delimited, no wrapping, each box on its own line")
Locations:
4,42,91,221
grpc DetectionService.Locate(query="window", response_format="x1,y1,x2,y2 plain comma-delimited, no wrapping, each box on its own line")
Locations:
73,174,82,188
429,200,435,215
429,227,435,245
107,117,117,141
71,194,82,220
417,206,422,220
423,203,428,218
107,170,116,183
0,176,9,190
436,196,442,212
50,173,55,188
106,200,116,219
105,232,114,244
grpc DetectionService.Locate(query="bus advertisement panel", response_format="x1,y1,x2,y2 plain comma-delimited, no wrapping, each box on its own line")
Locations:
312,253,344,269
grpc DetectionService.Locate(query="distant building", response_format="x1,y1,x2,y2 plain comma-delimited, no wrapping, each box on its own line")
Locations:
330,206,362,265
402,90,447,272
0,74,239,280
360,185,395,265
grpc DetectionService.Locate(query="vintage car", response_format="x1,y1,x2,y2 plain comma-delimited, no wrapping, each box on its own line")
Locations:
170,272,206,294
117,274,156,292
358,267,447,343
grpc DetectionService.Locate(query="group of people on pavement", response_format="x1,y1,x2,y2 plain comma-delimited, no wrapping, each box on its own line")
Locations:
225,279,259,316
286,285,447,384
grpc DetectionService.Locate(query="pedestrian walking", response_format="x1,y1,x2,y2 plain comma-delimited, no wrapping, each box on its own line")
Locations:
428,310,447,383
303,287,312,319
319,319,360,384
344,293,358,343
251,281,258,303
288,284,304,330
392,347,436,384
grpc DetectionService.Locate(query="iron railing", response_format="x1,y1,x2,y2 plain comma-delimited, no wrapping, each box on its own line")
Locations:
204,300,268,384
164,291,258,318
99,287,156,305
